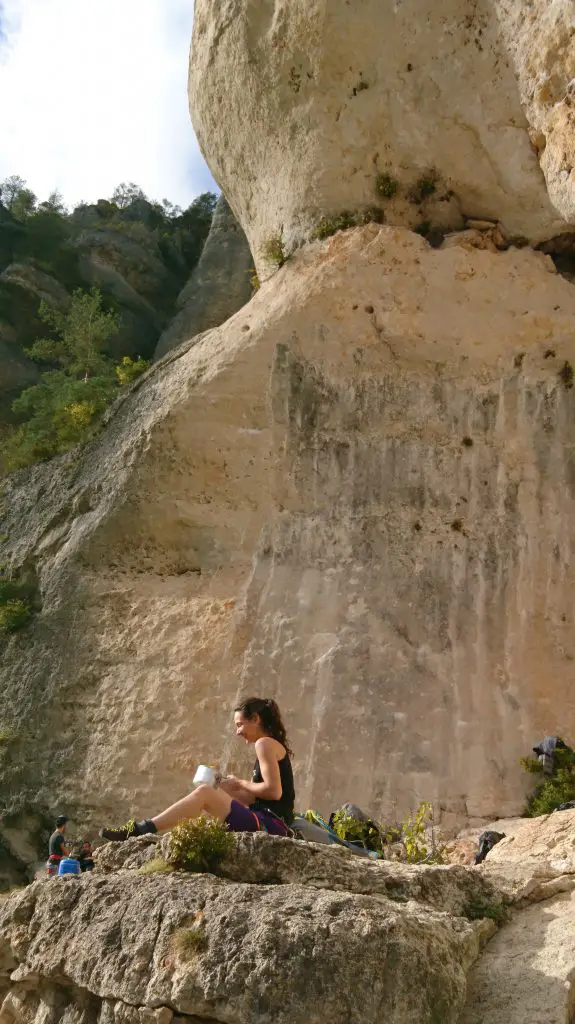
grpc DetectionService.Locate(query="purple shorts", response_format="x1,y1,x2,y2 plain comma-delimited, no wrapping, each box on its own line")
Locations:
225,799,290,836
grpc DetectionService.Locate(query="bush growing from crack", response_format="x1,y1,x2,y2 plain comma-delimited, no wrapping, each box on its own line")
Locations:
261,233,288,269
0,570,37,634
168,816,234,873
248,268,260,291
172,924,208,959
374,173,399,199
408,170,438,204
390,801,446,864
312,206,385,241
462,898,508,923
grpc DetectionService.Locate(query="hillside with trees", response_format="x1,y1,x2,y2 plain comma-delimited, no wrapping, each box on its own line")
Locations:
0,176,216,469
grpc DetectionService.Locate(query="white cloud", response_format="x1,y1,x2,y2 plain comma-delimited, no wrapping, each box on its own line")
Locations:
0,0,217,209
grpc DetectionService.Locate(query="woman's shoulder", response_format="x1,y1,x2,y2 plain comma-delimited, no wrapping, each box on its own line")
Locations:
255,735,287,759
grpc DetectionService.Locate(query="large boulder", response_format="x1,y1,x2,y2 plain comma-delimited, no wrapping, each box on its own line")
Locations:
190,0,574,269
1,226,575,840
0,835,496,1024
461,809,575,1023
154,197,254,359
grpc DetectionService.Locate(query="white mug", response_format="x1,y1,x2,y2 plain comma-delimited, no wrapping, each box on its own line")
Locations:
193,765,217,787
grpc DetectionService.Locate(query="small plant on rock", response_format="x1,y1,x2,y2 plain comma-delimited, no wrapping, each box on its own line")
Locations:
462,898,508,923
391,801,446,864
137,857,173,876
0,570,37,634
261,233,288,269
331,808,384,853
408,170,438,204
248,268,260,291
312,212,357,241
172,923,208,960
168,816,234,873
374,173,399,199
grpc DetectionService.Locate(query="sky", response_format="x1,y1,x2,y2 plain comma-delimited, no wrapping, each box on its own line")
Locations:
0,0,217,210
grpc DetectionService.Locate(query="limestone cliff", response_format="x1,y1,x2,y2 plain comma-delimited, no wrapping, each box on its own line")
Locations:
154,197,253,360
1,227,575,851
3,0,575,877
190,0,575,268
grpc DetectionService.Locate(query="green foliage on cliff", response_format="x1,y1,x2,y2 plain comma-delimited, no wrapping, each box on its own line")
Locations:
0,571,37,634
1,288,150,471
521,747,575,816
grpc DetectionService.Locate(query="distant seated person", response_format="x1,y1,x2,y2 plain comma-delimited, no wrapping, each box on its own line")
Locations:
58,842,84,877
78,840,94,872
46,815,68,877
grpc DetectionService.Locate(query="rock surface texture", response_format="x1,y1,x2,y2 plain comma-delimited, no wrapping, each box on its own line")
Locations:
3,815,575,1024
0,834,499,1024
190,0,575,269
1,227,575,841
154,196,254,360
462,808,575,1023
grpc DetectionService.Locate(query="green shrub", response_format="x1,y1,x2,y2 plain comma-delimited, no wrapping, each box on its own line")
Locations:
312,212,356,241
520,756,543,774
172,924,208,959
168,816,234,873
391,801,446,864
462,899,508,924
0,571,37,634
331,809,384,853
115,356,150,387
374,173,399,199
261,233,288,268
0,600,32,633
248,268,260,291
356,205,385,226
408,171,438,204
312,206,385,241
522,747,575,816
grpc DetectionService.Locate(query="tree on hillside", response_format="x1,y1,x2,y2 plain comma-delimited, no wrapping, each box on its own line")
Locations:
0,175,26,208
0,288,149,471
39,190,67,215
28,287,120,380
10,187,37,221
111,182,147,209
0,175,37,220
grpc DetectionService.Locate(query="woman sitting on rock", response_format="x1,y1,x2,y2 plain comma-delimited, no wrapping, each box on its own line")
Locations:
100,697,295,841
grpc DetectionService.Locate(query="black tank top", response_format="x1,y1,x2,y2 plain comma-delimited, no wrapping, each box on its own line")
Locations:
251,750,295,825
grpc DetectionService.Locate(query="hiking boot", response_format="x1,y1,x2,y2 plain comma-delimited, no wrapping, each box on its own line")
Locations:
99,819,157,842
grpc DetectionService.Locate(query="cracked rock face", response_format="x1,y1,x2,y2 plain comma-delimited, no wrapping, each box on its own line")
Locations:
190,0,574,268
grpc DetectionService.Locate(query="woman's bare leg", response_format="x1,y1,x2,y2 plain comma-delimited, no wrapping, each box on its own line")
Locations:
151,785,233,832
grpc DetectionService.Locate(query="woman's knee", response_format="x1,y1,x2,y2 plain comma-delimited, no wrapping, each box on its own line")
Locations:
193,784,211,798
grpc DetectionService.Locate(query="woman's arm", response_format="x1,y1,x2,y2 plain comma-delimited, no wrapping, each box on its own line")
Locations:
229,737,282,801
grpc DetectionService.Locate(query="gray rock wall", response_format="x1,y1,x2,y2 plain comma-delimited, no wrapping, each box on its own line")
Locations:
154,196,253,359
